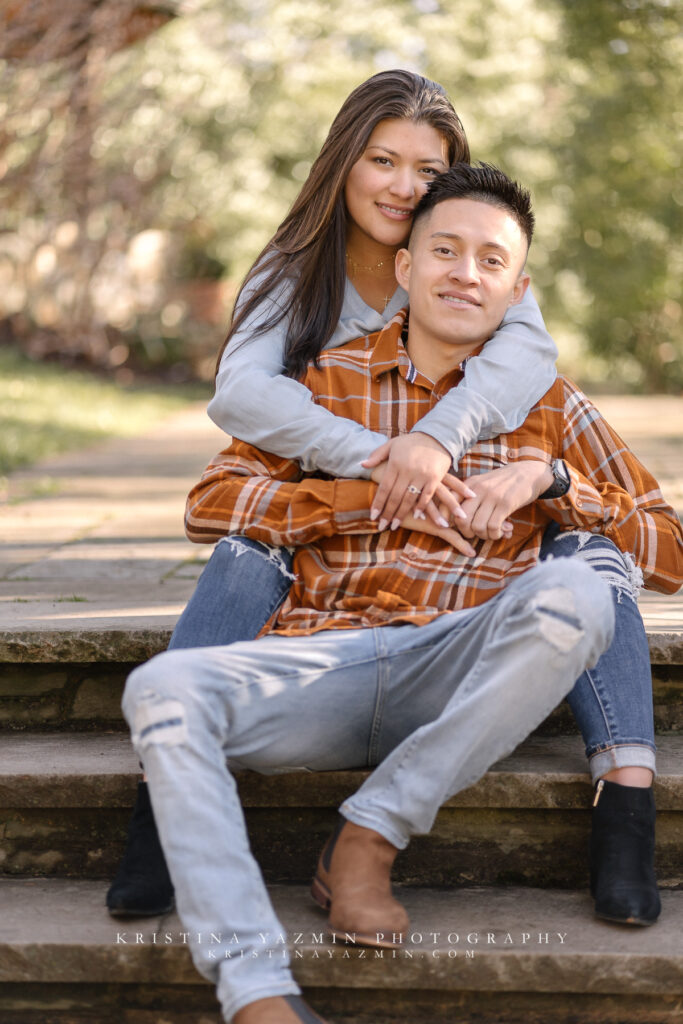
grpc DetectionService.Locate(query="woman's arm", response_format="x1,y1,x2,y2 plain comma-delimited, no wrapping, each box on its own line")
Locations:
209,286,557,524
209,294,388,479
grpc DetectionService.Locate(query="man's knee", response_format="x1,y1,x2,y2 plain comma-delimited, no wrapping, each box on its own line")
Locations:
527,557,614,655
123,650,198,752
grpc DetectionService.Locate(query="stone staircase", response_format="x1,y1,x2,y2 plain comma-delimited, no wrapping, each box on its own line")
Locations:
1,398,682,1023
0,618,681,1024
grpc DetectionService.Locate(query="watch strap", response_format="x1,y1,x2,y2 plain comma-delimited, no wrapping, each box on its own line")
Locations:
539,459,571,500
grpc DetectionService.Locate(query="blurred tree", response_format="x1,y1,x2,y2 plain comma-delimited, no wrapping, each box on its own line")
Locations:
0,0,189,378
0,0,680,389
545,0,682,391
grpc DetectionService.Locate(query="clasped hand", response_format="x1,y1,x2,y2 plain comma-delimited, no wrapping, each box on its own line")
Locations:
363,433,553,553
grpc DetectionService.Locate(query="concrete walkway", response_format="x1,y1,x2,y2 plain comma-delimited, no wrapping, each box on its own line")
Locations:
0,395,681,638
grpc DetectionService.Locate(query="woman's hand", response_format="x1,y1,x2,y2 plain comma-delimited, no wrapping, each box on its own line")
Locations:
368,459,476,557
459,460,554,541
363,432,476,529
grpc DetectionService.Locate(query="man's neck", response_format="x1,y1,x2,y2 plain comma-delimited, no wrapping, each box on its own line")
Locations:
404,327,482,384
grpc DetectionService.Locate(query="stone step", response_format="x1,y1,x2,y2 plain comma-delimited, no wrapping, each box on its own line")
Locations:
2,614,681,664
1,733,681,889
0,878,681,1023
0,657,681,734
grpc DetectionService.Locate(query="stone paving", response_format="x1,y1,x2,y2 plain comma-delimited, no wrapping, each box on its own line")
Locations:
0,395,681,639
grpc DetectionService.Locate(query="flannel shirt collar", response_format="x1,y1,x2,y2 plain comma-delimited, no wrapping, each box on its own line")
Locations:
369,306,482,398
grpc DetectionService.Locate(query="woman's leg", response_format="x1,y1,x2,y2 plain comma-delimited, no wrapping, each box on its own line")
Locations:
539,527,659,925
106,537,293,917
168,537,294,650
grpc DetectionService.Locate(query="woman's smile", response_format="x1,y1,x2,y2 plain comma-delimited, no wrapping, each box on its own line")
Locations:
376,202,414,221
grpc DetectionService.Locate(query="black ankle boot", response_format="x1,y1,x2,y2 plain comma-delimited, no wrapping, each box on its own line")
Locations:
590,779,660,926
106,781,174,917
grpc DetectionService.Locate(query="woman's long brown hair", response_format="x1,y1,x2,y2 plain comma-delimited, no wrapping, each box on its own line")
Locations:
216,70,470,379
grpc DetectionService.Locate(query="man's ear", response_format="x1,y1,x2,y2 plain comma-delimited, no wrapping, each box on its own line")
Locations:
395,248,412,292
508,272,530,307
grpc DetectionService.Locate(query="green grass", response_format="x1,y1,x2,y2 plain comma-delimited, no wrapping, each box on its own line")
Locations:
0,348,210,476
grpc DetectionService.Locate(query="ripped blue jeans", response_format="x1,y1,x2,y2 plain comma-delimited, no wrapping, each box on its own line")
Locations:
539,526,655,779
170,530,656,781
127,557,613,1018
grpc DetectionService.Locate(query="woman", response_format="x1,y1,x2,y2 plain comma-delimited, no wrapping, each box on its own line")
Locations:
107,71,658,939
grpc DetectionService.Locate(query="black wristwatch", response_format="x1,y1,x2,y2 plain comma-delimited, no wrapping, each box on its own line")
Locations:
539,459,571,499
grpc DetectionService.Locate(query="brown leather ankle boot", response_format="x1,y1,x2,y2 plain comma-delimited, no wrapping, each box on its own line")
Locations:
311,815,409,947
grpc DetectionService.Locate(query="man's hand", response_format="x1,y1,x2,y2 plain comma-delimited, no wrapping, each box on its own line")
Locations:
362,432,476,529
459,460,554,541
398,509,477,557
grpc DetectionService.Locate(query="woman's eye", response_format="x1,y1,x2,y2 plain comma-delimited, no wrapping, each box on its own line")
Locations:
373,156,392,166
421,167,441,176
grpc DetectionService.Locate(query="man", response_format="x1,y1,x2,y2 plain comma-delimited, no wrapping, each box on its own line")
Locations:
122,164,681,1024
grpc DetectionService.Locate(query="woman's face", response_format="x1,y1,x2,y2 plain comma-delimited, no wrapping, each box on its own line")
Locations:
344,118,449,250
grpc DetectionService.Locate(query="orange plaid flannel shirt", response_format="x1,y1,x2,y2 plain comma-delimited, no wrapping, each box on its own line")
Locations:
186,310,683,636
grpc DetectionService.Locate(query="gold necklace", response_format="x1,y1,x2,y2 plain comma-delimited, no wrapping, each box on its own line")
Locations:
346,251,397,276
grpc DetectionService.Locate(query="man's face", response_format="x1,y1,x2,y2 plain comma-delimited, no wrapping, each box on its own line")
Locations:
395,197,530,359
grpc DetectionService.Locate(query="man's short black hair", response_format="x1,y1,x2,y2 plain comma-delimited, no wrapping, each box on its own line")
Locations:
412,162,535,248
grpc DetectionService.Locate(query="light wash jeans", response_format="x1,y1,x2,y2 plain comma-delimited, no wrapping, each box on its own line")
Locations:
171,530,656,781
124,558,613,1021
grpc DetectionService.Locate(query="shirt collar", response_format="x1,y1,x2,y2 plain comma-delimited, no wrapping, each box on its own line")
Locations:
369,306,482,395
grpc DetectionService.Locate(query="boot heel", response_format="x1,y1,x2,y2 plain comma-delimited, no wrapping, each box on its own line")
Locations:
311,873,331,910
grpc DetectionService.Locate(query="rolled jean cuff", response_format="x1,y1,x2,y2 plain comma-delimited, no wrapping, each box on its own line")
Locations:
340,801,410,852
220,979,301,1023
588,742,657,783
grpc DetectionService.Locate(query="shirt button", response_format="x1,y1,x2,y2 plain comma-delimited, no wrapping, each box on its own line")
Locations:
507,448,517,458
576,498,583,507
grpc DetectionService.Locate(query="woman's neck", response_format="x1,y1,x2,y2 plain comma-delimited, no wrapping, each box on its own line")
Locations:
346,223,401,313
345,222,400,271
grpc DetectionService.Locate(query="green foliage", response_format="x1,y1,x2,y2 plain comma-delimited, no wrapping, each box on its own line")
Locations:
0,347,207,475
546,0,683,390
0,0,680,389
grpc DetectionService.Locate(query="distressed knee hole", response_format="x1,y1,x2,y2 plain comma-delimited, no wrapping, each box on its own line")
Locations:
217,536,296,581
531,586,585,653
552,531,643,603
131,691,188,750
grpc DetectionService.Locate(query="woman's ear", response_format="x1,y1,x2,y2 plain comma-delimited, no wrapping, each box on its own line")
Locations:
395,248,412,291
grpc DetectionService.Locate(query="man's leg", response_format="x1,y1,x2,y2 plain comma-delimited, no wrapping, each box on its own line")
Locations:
318,558,614,938
342,557,613,841
122,625,387,1022
540,528,659,925
108,537,294,918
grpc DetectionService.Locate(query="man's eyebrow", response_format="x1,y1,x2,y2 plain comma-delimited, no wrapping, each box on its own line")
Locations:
366,145,447,166
429,231,511,255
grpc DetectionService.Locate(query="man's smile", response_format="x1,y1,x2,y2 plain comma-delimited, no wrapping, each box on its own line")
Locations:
439,291,480,308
